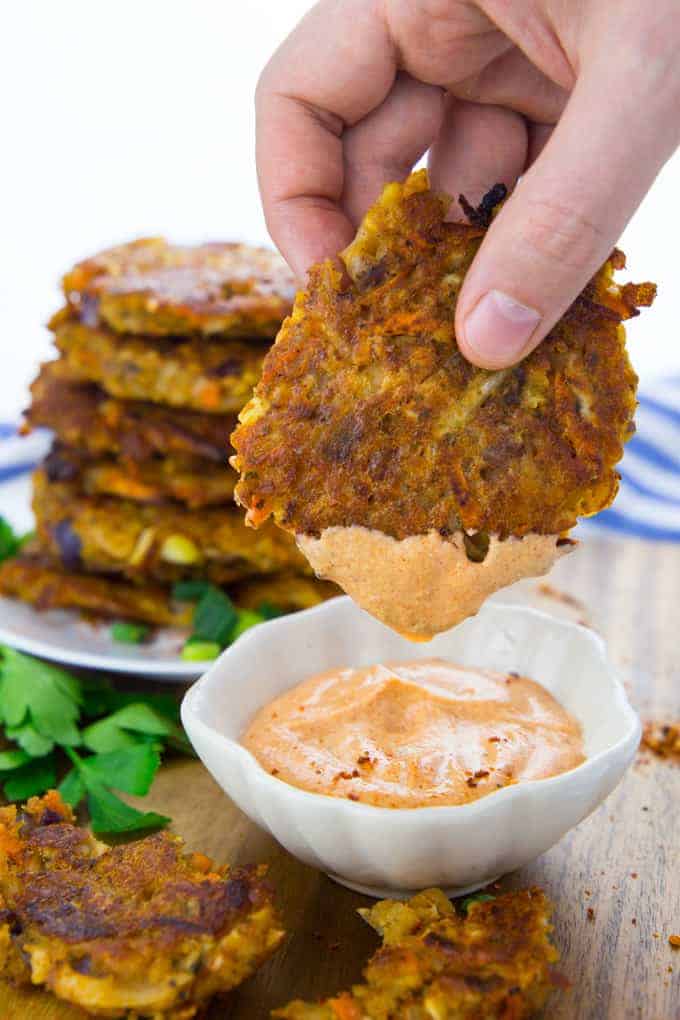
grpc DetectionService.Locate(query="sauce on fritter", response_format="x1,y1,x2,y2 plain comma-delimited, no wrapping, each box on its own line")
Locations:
242,658,585,808
298,526,571,639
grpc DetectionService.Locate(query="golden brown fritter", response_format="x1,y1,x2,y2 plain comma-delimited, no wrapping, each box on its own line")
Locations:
232,573,340,612
0,554,338,626
52,310,267,414
26,361,237,463
63,238,295,338
32,469,308,585
43,443,235,509
0,551,193,627
233,171,655,541
275,887,561,1019
0,791,284,1018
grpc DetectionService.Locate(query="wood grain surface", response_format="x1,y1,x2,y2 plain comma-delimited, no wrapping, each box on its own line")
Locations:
1,534,678,1020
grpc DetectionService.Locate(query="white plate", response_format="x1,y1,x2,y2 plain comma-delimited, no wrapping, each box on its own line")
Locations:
0,597,208,679
0,444,218,680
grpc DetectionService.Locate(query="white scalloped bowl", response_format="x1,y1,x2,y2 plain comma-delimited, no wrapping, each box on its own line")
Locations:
181,598,640,898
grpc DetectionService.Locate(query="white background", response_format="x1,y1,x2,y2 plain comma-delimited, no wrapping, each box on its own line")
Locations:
1,0,678,423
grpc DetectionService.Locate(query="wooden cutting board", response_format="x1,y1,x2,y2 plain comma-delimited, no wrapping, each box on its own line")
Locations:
1,535,679,1020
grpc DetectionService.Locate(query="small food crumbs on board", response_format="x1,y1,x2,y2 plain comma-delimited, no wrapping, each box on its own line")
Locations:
641,721,680,761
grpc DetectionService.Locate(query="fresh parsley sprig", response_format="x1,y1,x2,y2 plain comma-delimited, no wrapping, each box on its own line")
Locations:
0,645,193,833
173,581,285,661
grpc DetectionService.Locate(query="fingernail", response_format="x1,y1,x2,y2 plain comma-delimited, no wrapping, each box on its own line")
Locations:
463,290,541,366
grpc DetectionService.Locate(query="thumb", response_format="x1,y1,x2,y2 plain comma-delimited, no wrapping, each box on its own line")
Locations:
455,53,680,369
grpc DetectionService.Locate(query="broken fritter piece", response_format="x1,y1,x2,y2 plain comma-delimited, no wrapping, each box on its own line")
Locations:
26,361,237,463
63,238,295,338
232,170,654,637
43,442,236,509
52,311,267,414
32,469,308,585
0,791,284,1019
0,553,338,626
275,887,561,1019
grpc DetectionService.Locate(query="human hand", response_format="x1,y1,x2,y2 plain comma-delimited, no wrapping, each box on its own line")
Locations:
256,0,680,368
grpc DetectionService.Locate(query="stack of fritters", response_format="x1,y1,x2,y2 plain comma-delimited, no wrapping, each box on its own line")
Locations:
0,239,337,626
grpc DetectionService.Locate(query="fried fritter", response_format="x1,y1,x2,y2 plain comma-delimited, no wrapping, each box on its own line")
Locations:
232,573,340,612
0,551,192,626
27,360,237,463
275,887,561,1019
0,791,284,1018
63,238,295,338
233,170,653,541
33,469,307,584
52,310,267,414
43,442,235,509
0,554,338,626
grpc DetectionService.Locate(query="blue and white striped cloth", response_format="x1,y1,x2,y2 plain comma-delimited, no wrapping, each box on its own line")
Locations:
1,377,679,541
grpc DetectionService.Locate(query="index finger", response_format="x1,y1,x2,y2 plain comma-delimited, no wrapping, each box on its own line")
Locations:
256,0,396,278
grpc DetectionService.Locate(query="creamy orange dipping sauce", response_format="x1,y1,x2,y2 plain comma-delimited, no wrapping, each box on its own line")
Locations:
241,659,585,808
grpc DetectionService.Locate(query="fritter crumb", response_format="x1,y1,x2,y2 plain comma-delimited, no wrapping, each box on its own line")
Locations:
0,792,284,1018
642,721,680,761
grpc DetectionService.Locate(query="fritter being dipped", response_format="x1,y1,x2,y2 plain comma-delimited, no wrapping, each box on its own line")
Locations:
33,470,308,585
26,361,237,463
275,886,561,1019
0,791,284,1018
43,442,236,509
0,553,338,626
232,171,655,638
63,238,295,338
52,311,267,414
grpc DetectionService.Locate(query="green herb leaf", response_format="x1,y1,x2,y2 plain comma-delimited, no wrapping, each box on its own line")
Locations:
111,621,150,644
459,892,496,914
80,677,179,721
3,754,56,801
6,722,55,757
256,602,286,621
82,702,190,754
181,639,221,662
86,781,170,834
192,588,238,646
79,744,161,797
172,579,213,602
0,646,82,745
0,749,31,771
58,767,86,808
65,747,169,834
0,516,20,562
